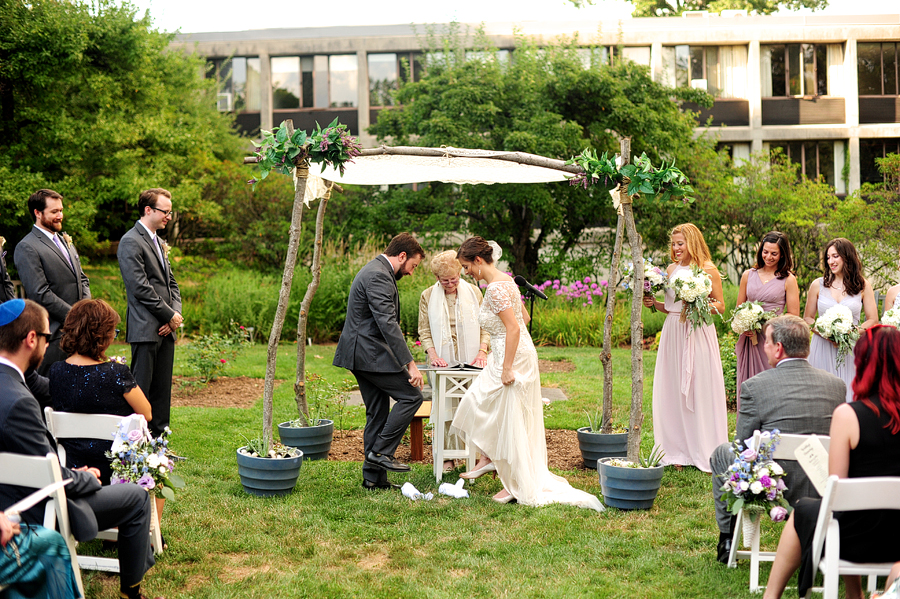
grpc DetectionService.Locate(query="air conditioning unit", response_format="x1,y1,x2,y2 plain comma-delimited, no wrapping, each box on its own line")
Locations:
682,10,709,17
216,93,233,112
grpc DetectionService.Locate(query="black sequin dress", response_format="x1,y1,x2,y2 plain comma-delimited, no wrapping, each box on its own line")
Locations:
49,361,139,484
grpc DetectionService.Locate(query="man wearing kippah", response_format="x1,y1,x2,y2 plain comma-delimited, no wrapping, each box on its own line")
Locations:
0,299,163,599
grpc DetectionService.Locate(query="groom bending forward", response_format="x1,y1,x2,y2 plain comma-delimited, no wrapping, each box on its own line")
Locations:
333,233,425,490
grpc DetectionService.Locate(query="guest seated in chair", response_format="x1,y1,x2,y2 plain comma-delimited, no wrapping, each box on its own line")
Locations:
762,325,900,599
0,512,80,598
0,299,162,599
709,315,845,563
50,299,152,485
418,250,489,472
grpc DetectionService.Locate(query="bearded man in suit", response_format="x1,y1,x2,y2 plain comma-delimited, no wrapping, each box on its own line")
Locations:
333,233,425,490
0,299,161,599
710,314,846,563
117,188,182,436
13,189,91,376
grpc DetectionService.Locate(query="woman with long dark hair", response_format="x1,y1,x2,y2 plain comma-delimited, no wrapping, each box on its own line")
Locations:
762,325,900,599
734,232,801,411
803,238,878,402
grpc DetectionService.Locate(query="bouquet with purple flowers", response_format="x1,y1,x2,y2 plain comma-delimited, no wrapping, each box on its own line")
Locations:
720,429,789,532
105,415,185,500
622,257,667,312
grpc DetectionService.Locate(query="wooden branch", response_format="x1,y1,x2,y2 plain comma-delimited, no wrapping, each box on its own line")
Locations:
262,119,307,453
600,213,624,434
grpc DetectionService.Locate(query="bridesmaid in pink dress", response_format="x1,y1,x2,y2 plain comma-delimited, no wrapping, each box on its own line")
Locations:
734,232,801,414
643,223,728,472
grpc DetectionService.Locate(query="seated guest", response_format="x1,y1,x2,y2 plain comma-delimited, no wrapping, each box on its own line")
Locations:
709,315,846,563
418,250,490,471
50,299,152,485
0,512,79,598
762,325,900,599
0,299,162,599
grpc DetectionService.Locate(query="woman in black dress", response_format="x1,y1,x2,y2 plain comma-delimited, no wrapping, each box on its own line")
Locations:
50,299,152,484
762,325,900,599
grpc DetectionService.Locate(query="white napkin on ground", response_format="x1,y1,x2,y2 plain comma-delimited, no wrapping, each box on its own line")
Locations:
401,482,433,501
438,479,469,499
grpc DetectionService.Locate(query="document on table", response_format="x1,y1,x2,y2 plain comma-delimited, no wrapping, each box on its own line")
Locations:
795,436,830,496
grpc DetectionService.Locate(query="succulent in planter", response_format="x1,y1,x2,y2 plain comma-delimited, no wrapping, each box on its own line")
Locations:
288,373,352,429
239,437,301,459
604,445,666,469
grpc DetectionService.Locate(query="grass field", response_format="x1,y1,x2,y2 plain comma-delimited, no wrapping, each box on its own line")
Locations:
74,344,801,599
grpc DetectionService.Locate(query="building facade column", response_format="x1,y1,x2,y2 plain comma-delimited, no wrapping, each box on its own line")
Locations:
259,50,273,133
650,41,663,82
747,40,764,154
356,49,372,144
844,39,860,192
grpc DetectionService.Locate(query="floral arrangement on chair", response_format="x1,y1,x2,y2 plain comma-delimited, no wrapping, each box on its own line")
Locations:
106,415,185,500
720,430,789,531
667,264,716,331
814,304,860,367
728,301,777,346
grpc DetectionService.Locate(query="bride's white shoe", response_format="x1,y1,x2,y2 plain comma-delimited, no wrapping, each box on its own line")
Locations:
459,461,496,480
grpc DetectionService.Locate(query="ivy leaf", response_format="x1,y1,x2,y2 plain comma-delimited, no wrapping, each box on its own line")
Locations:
275,126,287,143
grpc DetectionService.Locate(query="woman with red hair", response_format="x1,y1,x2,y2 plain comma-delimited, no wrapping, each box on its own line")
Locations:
763,325,900,599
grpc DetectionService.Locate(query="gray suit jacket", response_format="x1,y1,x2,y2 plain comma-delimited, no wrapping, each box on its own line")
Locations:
117,222,182,343
333,255,412,373
737,358,846,502
13,227,90,336
1,245,15,302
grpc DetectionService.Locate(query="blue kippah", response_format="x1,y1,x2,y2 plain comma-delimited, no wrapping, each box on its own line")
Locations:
0,299,25,327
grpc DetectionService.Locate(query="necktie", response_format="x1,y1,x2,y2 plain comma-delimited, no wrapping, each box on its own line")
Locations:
153,235,165,268
54,235,73,270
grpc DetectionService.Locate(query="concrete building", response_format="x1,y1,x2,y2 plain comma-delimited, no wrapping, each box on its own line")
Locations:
172,13,900,193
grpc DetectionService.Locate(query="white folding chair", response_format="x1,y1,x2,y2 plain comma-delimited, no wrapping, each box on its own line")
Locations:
806,475,900,599
728,433,831,593
44,408,164,561
0,451,86,598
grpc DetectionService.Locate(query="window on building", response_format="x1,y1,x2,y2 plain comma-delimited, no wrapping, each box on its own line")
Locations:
368,52,425,107
661,45,747,99
329,55,358,107
575,47,620,68
858,43,899,96
769,141,835,186
272,55,358,109
761,44,842,97
860,139,900,184
271,56,302,109
207,57,261,112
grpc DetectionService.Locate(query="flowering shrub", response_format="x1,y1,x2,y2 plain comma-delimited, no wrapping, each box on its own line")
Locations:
106,415,184,500
185,321,251,383
720,429,789,521
535,276,606,307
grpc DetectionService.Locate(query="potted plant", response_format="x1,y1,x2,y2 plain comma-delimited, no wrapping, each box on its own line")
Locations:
598,445,666,510
278,373,351,460
577,410,628,469
236,438,303,497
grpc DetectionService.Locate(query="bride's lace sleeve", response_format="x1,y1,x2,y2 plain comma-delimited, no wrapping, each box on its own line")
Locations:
486,282,516,314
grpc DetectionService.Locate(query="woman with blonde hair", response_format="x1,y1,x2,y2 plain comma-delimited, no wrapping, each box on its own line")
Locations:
418,250,489,471
643,223,728,471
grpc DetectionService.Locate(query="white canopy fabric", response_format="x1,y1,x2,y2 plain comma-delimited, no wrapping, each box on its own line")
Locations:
315,147,571,186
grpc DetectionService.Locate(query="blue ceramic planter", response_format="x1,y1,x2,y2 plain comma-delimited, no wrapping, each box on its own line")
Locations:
576,427,628,469
598,457,664,510
277,419,334,460
236,447,303,497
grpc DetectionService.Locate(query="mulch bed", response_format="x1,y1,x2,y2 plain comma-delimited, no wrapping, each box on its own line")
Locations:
172,376,283,409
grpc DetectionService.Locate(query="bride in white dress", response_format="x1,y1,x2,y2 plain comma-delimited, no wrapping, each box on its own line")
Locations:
450,237,604,511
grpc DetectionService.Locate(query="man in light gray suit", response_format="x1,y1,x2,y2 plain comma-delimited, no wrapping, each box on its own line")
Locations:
118,188,182,436
710,314,846,563
14,189,91,376
333,233,425,490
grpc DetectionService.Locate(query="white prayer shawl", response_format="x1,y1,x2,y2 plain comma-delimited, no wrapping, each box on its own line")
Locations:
427,279,481,365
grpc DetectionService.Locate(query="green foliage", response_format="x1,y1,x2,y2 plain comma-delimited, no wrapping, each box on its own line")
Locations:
252,118,362,184
610,0,828,17
0,0,245,252
184,321,251,383
639,445,666,468
719,332,738,410
287,373,353,428
566,150,695,203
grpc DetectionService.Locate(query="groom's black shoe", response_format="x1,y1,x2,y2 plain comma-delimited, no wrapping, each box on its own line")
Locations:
717,531,733,564
362,480,401,491
365,451,411,472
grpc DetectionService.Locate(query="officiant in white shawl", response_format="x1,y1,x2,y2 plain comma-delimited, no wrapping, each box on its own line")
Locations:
418,250,490,471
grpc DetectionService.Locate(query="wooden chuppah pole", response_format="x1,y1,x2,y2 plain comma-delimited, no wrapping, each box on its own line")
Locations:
261,120,308,452
600,213,624,434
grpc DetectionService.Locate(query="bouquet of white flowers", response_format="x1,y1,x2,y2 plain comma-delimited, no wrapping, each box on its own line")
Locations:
106,415,185,499
668,265,716,331
883,307,900,328
623,257,667,312
814,304,860,367
728,301,777,346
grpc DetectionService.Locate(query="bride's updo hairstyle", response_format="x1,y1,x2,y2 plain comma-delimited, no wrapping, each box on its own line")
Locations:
457,237,494,264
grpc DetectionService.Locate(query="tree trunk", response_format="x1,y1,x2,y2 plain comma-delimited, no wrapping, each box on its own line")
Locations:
293,185,331,425
600,213,625,434
262,120,307,453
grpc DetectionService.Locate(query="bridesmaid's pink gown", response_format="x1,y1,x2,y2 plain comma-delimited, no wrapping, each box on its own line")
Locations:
735,270,787,412
651,265,728,472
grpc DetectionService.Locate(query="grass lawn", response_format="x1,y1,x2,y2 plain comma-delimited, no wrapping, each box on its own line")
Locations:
78,344,791,599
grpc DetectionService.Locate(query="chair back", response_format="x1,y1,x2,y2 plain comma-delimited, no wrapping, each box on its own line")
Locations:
44,407,123,466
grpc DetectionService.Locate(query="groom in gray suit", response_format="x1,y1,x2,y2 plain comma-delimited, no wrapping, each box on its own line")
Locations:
14,189,91,376
118,188,182,436
333,233,425,490
710,314,846,563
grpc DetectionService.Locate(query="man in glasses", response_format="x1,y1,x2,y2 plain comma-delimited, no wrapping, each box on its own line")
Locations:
13,189,91,376
117,188,182,436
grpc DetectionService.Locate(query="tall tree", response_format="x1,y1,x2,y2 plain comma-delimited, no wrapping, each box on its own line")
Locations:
370,34,710,278
0,0,245,252
568,0,828,17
